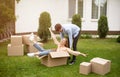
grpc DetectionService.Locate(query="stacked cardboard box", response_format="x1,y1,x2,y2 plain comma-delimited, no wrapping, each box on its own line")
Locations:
79,62,91,75
8,35,24,56
41,51,70,67
22,34,38,45
26,43,42,53
90,57,111,75
22,34,39,53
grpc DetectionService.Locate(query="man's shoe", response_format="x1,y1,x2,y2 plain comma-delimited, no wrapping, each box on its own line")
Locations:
69,61,75,65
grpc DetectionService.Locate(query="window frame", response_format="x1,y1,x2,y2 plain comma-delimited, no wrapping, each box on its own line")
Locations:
91,0,107,19
68,0,84,19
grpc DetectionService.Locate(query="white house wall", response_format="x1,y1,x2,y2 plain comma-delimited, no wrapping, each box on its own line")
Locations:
15,0,68,33
15,0,120,33
82,0,120,31
107,0,120,31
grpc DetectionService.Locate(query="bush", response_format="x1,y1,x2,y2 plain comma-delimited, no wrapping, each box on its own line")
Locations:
117,35,120,43
37,11,51,42
80,34,92,39
0,3,15,33
98,16,109,38
72,14,81,30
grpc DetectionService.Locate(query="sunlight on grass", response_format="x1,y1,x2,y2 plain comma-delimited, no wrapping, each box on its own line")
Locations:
0,39,120,77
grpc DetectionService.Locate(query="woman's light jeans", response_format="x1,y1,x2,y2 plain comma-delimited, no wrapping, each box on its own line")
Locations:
33,43,52,56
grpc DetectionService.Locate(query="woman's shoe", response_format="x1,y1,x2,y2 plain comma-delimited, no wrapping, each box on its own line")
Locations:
27,53,35,57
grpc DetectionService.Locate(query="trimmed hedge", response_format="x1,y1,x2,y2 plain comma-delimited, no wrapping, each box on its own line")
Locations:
117,35,120,43
72,14,81,29
98,16,109,38
37,11,51,42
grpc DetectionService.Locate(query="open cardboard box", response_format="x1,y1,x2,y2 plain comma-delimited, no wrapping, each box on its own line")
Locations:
22,34,38,45
26,43,42,53
41,51,70,67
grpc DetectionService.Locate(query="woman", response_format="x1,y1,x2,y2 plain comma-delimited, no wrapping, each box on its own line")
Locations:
27,28,86,58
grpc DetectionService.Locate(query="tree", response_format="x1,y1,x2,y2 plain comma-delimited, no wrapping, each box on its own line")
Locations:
72,14,82,30
0,0,15,40
0,0,15,33
98,16,109,38
38,11,51,42
16,0,21,3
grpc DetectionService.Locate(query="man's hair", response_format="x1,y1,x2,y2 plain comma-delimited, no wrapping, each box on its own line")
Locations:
55,23,62,31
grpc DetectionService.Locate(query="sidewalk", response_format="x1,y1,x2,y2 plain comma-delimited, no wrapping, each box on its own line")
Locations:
55,34,119,38
92,35,119,38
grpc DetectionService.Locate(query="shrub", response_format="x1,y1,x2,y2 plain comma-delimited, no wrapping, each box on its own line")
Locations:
80,34,92,39
72,14,81,30
37,11,51,42
0,3,15,33
98,16,109,38
117,35,120,43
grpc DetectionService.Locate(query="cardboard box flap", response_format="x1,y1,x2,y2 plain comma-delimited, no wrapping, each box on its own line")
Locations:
49,52,70,58
90,57,110,65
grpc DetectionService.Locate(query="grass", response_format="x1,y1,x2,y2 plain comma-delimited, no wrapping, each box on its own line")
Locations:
0,38,120,77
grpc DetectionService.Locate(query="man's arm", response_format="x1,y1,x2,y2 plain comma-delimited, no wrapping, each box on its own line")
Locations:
67,30,73,48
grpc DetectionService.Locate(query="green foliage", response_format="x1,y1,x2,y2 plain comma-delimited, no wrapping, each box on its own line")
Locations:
81,34,92,39
98,16,109,38
0,0,15,33
16,0,21,3
117,35,120,43
0,39,120,77
38,11,51,42
72,14,81,29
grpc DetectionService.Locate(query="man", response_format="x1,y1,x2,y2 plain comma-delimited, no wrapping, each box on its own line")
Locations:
55,23,81,65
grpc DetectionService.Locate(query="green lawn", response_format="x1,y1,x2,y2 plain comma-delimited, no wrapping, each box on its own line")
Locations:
0,39,120,77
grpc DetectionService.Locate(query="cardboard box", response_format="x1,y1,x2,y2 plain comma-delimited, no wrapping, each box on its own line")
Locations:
11,35,22,46
41,51,70,67
8,44,24,56
22,34,38,45
90,57,111,75
27,44,37,53
79,62,91,75
26,43,43,53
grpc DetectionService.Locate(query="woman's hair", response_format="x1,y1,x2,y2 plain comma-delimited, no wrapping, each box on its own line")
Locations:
64,38,69,47
51,38,68,51
55,23,62,31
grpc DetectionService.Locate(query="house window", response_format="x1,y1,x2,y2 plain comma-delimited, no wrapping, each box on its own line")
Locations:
69,0,76,18
69,0,83,18
92,0,107,19
78,0,83,18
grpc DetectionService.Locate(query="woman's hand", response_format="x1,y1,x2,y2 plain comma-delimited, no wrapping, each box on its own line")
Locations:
48,27,60,45
48,27,51,31
48,27,56,38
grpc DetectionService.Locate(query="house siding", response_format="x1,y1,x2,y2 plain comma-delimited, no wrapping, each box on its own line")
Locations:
15,0,120,34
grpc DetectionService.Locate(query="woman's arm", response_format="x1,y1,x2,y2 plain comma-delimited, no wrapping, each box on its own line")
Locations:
49,28,60,45
66,48,87,57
